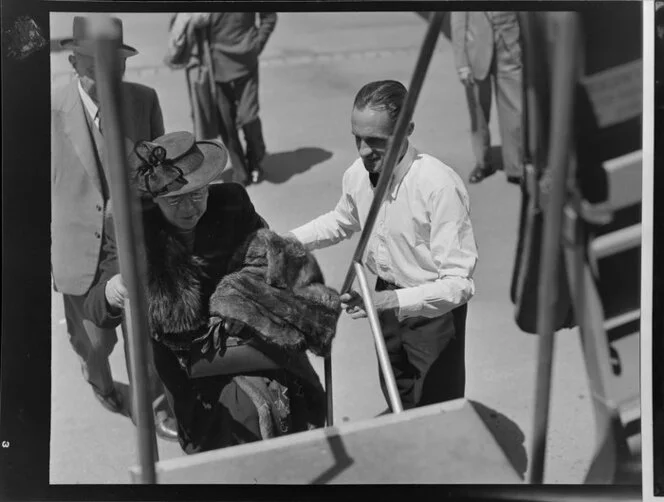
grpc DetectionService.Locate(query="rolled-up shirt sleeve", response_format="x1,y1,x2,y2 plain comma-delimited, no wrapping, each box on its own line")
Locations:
290,169,361,251
395,184,478,319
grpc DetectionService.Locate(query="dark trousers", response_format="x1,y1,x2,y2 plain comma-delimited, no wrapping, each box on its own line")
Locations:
464,35,523,178
376,278,467,411
63,293,118,395
63,293,168,415
215,67,266,179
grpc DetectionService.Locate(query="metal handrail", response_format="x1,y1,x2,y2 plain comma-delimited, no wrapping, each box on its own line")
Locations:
323,12,445,425
354,263,403,413
91,15,158,484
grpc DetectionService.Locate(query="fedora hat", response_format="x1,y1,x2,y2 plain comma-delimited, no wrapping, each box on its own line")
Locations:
60,16,138,58
128,131,230,198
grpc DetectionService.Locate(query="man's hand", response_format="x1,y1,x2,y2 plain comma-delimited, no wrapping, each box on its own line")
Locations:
340,290,399,319
458,66,474,87
282,231,299,241
105,274,128,311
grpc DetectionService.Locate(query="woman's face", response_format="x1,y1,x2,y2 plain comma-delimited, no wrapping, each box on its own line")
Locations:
155,187,209,230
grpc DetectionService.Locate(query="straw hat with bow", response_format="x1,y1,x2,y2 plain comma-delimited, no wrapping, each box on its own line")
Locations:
127,131,231,198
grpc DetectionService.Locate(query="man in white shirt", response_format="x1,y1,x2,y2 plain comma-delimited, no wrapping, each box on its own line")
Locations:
288,80,478,410
52,16,175,439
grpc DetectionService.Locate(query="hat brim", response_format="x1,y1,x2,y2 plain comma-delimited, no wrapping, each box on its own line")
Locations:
60,38,138,58
157,140,231,198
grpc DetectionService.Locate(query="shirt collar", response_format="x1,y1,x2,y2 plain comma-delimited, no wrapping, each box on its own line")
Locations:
77,79,99,122
380,142,415,199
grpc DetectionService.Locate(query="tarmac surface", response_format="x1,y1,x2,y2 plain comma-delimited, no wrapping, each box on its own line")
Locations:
49,12,595,484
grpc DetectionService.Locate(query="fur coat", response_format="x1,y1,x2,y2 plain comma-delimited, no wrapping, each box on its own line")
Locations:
86,183,331,451
145,227,341,362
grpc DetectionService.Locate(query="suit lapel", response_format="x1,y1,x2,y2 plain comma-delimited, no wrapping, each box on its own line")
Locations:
61,80,103,195
60,81,140,197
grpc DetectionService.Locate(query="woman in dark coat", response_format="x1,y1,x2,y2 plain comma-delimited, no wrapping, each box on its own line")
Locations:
85,132,333,454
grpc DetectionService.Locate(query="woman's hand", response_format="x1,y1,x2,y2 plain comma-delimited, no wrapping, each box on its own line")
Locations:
200,316,246,355
223,318,245,336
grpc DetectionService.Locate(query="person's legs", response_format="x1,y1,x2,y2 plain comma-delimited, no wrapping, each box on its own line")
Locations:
377,308,420,410
236,68,266,183
465,76,493,183
215,81,250,183
63,293,122,411
413,304,467,406
375,279,419,410
494,37,524,181
119,318,178,441
393,306,464,408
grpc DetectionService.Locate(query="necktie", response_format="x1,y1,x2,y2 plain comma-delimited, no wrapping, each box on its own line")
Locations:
369,172,380,188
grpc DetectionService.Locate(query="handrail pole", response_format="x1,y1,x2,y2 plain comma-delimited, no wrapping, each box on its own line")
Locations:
91,15,158,484
354,262,403,413
528,13,580,485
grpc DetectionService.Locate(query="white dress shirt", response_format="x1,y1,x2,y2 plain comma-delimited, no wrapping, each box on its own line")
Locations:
77,79,101,130
290,143,479,320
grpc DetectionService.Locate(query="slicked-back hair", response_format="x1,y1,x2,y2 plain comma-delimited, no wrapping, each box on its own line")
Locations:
353,80,408,126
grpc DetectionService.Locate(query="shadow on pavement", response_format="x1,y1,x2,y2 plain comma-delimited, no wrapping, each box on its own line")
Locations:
262,147,333,184
309,429,355,484
470,400,528,480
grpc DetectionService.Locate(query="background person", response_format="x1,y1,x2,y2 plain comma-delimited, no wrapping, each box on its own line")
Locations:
51,15,176,440
185,12,278,186
451,11,524,185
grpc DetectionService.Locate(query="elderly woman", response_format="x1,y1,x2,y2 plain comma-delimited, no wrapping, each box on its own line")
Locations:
85,132,336,453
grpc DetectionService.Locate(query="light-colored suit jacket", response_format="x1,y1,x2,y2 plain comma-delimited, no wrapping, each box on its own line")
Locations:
51,79,165,295
451,12,520,81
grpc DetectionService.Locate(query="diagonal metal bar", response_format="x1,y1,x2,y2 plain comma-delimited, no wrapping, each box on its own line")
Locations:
528,12,581,485
339,11,444,295
324,12,444,426
90,14,158,484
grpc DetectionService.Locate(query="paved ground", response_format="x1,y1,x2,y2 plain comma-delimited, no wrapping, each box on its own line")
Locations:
50,12,596,484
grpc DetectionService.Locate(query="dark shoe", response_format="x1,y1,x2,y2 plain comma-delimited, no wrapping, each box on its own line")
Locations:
507,175,523,185
468,164,497,184
153,394,178,442
93,384,126,415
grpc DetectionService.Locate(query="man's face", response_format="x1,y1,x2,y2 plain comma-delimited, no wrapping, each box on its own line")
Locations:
155,187,209,231
351,106,410,175
69,51,127,102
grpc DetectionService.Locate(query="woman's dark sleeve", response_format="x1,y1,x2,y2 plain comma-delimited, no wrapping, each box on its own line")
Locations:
84,216,124,329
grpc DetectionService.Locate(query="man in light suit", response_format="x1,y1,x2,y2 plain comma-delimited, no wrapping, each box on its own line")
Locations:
451,12,523,185
51,16,175,440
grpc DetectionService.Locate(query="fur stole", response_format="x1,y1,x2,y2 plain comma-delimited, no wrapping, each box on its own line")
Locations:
209,229,342,358
145,225,209,348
